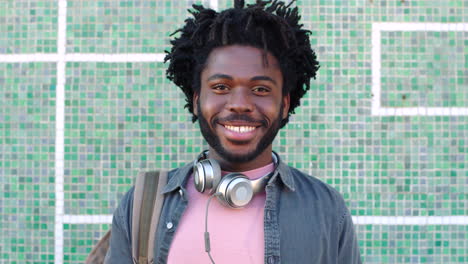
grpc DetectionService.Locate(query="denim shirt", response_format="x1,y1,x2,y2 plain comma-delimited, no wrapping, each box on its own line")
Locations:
105,158,362,264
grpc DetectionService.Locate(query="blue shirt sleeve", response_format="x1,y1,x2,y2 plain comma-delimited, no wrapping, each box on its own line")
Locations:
105,187,135,264
337,205,362,264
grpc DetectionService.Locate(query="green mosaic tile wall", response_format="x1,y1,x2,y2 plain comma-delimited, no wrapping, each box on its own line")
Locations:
0,1,58,53
381,31,468,108
66,1,187,53
63,61,200,215
1,0,467,263
63,224,110,263
0,63,56,263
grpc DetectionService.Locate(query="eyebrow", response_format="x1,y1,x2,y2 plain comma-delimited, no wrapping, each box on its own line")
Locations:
206,74,277,85
206,74,233,82
250,76,277,85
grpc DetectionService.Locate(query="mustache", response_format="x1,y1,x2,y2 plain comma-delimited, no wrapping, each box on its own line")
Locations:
214,114,267,127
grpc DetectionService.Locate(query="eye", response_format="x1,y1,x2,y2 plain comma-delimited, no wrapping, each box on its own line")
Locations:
212,83,230,93
252,86,270,95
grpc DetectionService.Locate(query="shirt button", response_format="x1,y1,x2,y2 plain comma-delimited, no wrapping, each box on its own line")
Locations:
266,210,271,220
166,222,173,229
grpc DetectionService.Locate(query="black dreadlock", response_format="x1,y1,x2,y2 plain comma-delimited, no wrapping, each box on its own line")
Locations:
165,0,319,127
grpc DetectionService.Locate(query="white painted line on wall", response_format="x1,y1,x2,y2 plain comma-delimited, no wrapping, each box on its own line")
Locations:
372,107,468,116
54,0,67,264
210,0,218,11
0,53,166,63
63,215,113,224
377,22,468,32
353,216,468,225
371,23,381,115
371,22,468,116
0,54,60,62
65,53,166,62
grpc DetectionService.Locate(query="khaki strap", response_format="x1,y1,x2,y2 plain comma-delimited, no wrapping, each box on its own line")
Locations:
85,229,111,264
147,171,168,263
131,170,168,264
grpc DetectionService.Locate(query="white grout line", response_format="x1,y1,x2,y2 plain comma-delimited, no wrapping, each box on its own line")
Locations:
371,23,381,116
371,23,468,116
54,0,67,263
0,53,165,62
0,54,60,62
372,107,468,116
210,0,218,11
353,216,468,225
63,215,113,224
375,22,468,32
63,214,468,226
65,53,166,62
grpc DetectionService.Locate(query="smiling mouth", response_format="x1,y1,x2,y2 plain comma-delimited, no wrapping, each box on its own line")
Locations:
224,125,256,133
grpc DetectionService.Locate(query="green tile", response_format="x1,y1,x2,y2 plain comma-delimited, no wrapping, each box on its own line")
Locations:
356,225,468,263
63,62,201,215
381,31,468,108
66,0,190,53
0,1,58,53
63,224,110,264
0,63,56,263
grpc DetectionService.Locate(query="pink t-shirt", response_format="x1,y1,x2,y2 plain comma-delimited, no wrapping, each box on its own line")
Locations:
167,162,275,264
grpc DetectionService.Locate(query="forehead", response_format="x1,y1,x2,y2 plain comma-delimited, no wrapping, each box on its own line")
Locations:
203,45,282,76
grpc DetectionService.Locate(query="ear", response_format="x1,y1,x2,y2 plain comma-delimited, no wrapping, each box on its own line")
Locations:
282,93,290,119
193,92,199,117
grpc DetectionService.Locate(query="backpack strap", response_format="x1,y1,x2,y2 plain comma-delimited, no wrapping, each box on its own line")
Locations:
131,170,168,264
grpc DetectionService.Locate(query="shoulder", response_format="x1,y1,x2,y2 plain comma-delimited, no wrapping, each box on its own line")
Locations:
114,186,135,225
288,166,345,203
285,166,350,224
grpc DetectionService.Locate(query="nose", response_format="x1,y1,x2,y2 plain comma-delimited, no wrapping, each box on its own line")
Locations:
225,88,254,113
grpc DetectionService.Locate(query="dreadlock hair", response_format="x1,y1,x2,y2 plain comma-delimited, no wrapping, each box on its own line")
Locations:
165,0,319,127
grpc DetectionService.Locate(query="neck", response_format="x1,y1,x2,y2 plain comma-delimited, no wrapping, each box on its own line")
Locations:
207,147,274,172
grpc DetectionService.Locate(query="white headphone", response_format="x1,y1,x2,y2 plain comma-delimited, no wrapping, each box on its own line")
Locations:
193,151,279,208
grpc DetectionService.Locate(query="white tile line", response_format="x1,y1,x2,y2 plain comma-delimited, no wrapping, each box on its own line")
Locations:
376,22,468,32
371,23,468,116
65,53,166,62
63,214,468,226
63,215,113,224
0,53,165,62
0,54,60,62
54,0,67,263
371,23,381,116
353,216,468,225
210,0,218,11
373,107,468,116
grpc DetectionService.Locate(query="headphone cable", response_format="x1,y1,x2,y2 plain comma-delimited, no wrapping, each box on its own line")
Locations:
205,192,221,264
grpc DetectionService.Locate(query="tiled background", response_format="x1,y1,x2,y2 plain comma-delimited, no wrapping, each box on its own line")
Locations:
0,0,467,263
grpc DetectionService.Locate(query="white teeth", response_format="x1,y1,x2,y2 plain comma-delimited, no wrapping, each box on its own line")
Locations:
225,125,256,133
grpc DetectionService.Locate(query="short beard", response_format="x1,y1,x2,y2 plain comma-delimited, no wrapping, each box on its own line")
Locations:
197,102,284,163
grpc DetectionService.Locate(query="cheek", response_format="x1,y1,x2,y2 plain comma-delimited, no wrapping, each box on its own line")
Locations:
257,99,283,121
198,94,223,117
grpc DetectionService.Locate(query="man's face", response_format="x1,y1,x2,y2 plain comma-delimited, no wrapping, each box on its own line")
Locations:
194,45,289,168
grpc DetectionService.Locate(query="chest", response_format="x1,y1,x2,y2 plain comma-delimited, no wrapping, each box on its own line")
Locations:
166,182,267,264
156,182,337,264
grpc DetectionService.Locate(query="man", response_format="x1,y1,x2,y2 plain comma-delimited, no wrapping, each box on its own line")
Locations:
106,0,361,263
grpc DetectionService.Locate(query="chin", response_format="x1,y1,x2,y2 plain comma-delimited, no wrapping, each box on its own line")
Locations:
215,144,262,163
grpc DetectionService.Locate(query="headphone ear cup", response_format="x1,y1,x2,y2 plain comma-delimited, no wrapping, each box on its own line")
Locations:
194,159,221,194
216,173,254,208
